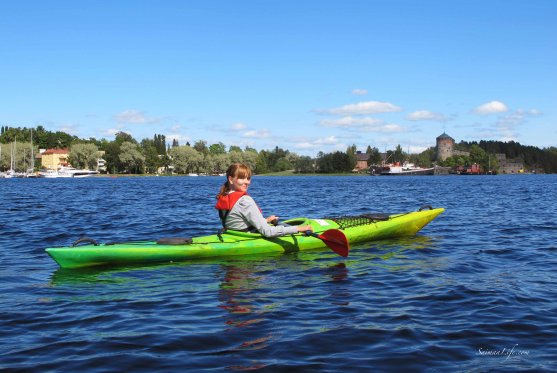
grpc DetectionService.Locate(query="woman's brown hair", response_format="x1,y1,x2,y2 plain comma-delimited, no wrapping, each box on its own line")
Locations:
216,163,252,199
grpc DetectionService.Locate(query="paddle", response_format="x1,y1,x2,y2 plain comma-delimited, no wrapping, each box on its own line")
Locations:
305,229,350,257
269,218,349,257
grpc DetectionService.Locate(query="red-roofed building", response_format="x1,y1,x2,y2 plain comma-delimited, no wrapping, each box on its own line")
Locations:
41,148,69,170
354,151,370,172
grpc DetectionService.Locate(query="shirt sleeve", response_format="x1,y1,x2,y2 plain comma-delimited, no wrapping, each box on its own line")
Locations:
236,196,299,237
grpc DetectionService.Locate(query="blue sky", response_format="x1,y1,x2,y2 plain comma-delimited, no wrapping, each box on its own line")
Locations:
1,0,555,155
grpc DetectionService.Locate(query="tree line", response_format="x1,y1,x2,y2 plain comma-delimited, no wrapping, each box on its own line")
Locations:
1,125,556,174
1,126,356,174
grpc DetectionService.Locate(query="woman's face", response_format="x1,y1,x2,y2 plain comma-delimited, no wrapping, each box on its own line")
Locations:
229,174,251,193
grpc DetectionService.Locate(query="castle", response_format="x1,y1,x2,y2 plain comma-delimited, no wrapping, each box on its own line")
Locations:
435,132,524,173
435,132,469,161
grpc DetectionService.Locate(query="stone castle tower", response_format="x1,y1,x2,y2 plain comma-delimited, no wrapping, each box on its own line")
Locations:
436,132,455,161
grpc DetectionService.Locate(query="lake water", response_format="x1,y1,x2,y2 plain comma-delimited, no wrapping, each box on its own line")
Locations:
1,175,556,372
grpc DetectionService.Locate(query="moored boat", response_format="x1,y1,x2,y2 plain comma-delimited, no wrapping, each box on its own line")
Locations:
380,162,435,176
38,166,99,178
46,206,444,269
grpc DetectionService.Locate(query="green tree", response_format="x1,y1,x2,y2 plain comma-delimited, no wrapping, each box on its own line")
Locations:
209,142,227,155
0,141,35,172
392,144,405,164
275,157,292,171
255,152,269,174
211,153,231,174
241,150,258,171
366,146,382,165
119,141,145,174
103,132,136,173
316,151,352,173
193,140,208,156
228,150,244,165
153,134,167,155
168,146,203,174
141,138,161,173
68,143,100,170
346,144,357,170
294,156,314,173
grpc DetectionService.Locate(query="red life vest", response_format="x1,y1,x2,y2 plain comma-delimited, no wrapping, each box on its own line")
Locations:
215,191,247,211
215,191,248,227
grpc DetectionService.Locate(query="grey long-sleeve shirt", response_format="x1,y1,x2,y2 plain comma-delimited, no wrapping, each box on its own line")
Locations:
225,195,299,237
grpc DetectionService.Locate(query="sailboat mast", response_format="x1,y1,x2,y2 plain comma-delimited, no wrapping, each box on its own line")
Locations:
10,140,12,170
31,129,34,171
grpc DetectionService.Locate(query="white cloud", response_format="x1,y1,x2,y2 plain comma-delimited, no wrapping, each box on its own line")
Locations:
314,136,340,145
519,108,542,117
243,129,271,138
231,122,247,131
496,108,542,129
472,107,540,143
294,142,316,150
58,123,79,134
407,144,430,154
406,110,449,122
318,116,404,133
473,101,508,115
352,88,368,95
104,128,120,136
115,109,159,124
291,136,344,152
319,116,383,128
317,101,402,115
381,124,405,133
170,124,183,131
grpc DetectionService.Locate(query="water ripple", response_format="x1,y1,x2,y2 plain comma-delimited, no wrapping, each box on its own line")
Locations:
1,175,557,371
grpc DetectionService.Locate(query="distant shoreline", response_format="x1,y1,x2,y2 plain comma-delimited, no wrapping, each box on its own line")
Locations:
93,172,369,177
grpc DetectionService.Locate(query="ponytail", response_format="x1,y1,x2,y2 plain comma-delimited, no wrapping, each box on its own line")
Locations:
216,180,231,199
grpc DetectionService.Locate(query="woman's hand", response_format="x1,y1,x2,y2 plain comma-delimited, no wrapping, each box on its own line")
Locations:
266,215,279,224
296,225,313,233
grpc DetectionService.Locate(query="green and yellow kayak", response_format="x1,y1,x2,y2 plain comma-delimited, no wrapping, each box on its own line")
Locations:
46,206,444,269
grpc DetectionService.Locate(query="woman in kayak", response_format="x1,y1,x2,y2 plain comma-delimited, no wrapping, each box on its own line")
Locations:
215,163,313,237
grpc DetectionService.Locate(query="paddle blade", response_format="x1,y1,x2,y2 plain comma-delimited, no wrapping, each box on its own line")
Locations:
318,229,350,257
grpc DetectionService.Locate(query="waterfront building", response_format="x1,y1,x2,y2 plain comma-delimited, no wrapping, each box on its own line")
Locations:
354,151,370,172
40,148,69,170
97,151,107,172
495,153,524,174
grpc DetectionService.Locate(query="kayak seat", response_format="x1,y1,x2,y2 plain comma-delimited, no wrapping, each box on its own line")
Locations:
157,237,194,245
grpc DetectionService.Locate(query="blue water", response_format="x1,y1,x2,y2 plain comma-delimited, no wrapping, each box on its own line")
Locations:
1,175,556,372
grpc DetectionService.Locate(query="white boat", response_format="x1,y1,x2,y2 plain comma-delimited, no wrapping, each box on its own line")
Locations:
38,169,70,178
38,166,99,178
379,163,435,176
3,170,16,178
